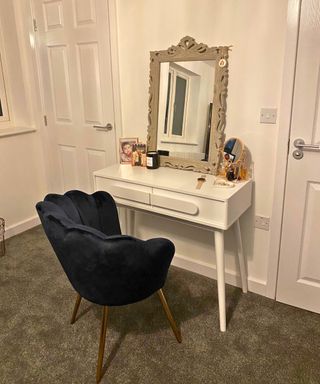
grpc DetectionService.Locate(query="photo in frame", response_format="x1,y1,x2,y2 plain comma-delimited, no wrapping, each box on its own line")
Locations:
119,138,138,164
132,143,147,167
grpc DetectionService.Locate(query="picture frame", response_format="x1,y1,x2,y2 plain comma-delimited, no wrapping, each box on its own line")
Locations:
119,137,138,164
132,143,147,167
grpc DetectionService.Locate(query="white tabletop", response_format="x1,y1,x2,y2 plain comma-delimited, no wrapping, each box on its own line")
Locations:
94,164,251,202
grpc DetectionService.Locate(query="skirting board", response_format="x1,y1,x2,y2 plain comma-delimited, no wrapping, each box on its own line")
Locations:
5,215,40,239
172,253,267,297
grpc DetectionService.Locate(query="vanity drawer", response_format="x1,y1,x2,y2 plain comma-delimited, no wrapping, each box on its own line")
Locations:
151,193,199,215
95,177,151,205
151,188,228,228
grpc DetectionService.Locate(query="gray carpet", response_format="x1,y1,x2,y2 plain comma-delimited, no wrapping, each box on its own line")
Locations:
0,226,319,384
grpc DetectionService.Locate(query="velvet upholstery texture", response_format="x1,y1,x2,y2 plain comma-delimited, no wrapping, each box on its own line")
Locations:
36,190,175,306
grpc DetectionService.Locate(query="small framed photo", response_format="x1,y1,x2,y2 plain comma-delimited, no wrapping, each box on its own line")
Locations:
132,143,147,167
119,138,138,164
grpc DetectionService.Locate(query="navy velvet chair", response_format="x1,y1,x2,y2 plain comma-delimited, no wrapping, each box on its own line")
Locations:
36,190,181,383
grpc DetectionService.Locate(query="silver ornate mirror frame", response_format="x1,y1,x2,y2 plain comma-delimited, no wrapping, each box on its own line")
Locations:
147,36,230,175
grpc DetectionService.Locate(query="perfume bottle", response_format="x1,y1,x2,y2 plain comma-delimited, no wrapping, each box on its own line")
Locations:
226,167,235,181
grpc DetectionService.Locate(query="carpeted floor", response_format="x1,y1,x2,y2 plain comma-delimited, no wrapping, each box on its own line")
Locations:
0,226,319,384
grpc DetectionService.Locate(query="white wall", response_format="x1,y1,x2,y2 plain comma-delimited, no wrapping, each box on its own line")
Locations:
0,0,46,236
115,0,289,294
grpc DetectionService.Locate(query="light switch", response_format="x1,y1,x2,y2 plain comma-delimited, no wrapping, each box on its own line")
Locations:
260,108,277,124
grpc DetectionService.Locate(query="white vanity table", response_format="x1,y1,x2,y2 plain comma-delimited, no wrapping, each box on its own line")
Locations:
94,164,252,332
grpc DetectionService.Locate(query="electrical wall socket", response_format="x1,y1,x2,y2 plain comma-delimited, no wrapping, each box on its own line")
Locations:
255,215,270,231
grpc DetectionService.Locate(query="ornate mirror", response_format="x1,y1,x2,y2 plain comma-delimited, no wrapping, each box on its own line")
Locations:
147,36,230,175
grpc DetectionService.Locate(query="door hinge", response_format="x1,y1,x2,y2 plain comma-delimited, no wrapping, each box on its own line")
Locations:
33,18,38,32
287,138,290,155
43,115,48,126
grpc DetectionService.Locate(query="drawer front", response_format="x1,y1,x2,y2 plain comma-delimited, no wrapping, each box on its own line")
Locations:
151,194,199,215
151,188,228,228
95,177,151,205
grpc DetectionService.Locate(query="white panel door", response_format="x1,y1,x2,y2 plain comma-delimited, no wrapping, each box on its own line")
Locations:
33,0,117,193
276,0,320,313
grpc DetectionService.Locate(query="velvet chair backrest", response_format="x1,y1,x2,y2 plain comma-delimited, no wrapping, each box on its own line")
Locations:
36,191,174,306
45,190,121,236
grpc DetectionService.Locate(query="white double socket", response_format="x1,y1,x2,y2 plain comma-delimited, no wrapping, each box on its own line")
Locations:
255,215,270,231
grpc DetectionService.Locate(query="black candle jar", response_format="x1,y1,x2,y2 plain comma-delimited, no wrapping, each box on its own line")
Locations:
146,151,160,169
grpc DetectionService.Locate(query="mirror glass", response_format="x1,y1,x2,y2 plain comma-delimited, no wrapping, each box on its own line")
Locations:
223,138,244,162
157,60,215,161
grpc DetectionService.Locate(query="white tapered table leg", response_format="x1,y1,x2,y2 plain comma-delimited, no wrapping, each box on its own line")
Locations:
234,219,248,293
214,229,226,332
126,208,135,236
118,207,127,234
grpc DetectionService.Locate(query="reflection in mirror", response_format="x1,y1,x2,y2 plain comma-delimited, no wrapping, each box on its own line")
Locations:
157,60,215,161
221,137,248,181
223,137,244,163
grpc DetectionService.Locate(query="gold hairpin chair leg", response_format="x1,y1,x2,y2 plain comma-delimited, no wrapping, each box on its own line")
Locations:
96,306,108,383
157,289,182,343
70,293,82,324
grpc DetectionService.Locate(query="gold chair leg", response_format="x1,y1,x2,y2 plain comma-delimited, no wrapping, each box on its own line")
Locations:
157,289,182,343
70,293,82,324
96,306,108,383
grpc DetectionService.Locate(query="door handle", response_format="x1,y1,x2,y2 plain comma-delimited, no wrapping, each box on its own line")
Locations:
292,138,320,159
294,138,320,151
93,123,113,131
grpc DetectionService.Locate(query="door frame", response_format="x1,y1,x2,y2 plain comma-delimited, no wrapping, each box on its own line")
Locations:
266,0,301,298
18,0,123,191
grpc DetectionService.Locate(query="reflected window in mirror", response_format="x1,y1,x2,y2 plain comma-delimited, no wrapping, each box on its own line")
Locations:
158,60,215,161
163,66,188,138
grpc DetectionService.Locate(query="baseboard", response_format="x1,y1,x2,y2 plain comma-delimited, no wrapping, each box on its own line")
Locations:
172,253,267,297
5,215,40,239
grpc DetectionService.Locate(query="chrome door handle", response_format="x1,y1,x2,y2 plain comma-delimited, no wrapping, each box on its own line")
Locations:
93,123,113,131
294,138,320,151
292,138,320,160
